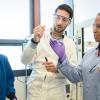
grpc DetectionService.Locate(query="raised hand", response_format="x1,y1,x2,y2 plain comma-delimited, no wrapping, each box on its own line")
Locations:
32,25,45,43
50,39,66,62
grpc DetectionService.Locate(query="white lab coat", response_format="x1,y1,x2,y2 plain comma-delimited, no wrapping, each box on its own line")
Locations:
21,29,77,100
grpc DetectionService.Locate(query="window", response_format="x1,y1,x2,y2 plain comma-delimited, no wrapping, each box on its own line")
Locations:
0,0,30,39
0,0,31,70
0,45,25,70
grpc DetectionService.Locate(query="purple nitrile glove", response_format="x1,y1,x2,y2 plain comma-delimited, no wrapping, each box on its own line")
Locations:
50,39,66,62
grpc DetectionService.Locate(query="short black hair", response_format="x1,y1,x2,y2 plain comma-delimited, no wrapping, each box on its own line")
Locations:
55,4,73,19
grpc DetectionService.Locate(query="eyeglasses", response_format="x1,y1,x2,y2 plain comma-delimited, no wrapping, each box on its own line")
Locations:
93,23,100,30
53,14,71,24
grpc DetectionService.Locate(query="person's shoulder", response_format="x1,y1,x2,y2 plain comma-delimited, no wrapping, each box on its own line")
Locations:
85,48,95,54
83,48,95,58
64,35,76,45
64,35,74,42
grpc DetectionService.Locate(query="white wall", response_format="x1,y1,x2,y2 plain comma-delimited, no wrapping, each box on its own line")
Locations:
0,0,30,39
74,0,100,24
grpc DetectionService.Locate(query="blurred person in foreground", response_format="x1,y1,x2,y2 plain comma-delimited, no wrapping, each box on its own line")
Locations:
0,54,17,100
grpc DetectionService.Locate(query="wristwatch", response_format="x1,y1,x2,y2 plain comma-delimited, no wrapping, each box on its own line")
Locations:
31,38,39,44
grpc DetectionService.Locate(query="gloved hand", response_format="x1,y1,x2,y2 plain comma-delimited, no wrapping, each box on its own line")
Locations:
50,39,66,62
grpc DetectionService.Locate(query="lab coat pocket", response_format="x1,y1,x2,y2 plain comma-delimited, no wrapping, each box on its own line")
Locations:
28,80,42,96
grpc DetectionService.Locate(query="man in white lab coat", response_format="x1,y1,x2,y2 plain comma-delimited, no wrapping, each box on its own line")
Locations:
21,4,77,100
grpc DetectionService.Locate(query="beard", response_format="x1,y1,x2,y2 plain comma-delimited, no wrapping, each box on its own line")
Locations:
54,25,67,33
